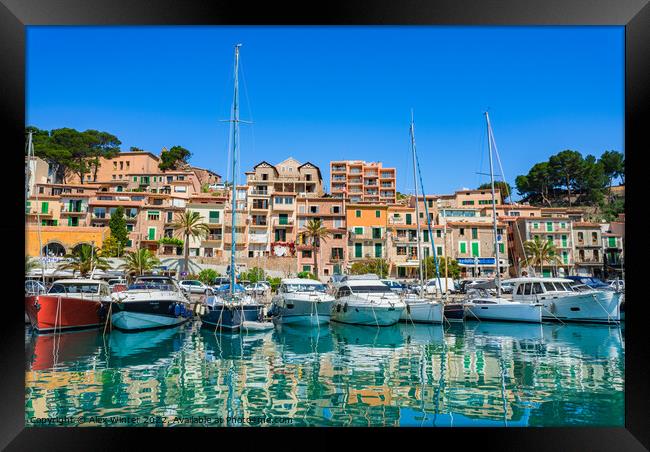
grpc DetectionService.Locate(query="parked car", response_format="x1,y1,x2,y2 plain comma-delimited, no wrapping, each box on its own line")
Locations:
380,279,406,294
245,282,270,296
424,278,456,295
213,277,230,287
499,281,515,294
179,279,213,294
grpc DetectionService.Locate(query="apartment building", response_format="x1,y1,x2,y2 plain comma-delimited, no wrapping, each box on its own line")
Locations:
445,221,509,278
330,160,396,204
512,217,574,277
572,222,604,277
244,158,324,258
186,195,227,258
346,203,389,266
295,197,347,278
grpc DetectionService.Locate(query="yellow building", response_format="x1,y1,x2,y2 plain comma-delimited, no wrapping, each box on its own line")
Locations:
26,225,109,257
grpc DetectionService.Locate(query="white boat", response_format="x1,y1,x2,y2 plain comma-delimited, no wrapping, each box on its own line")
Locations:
511,277,621,324
464,285,542,323
269,278,334,325
110,276,192,332
400,294,444,324
331,274,405,326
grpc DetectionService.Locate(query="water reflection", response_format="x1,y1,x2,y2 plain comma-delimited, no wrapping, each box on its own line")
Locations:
25,320,624,427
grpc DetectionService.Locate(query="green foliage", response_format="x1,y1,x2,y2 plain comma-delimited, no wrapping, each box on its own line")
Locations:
170,211,211,273
119,249,161,276
423,256,461,280
350,259,389,278
25,256,38,274
109,206,128,252
522,237,563,275
57,244,111,277
297,219,330,279
599,198,625,222
159,145,192,171
297,271,318,280
241,267,265,283
599,150,625,186
158,237,184,247
198,268,220,284
268,277,282,292
477,181,513,201
129,146,145,152
100,235,121,257
201,183,210,193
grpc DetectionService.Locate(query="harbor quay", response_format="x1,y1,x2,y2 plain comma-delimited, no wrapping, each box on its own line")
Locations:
26,152,624,281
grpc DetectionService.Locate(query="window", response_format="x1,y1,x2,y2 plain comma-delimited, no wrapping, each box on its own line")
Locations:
148,227,156,240
372,228,382,239
374,243,382,257
354,227,363,235
459,228,465,236
41,201,49,214
302,250,312,258
459,242,467,254
462,200,475,205
591,232,598,243
471,228,478,239
560,222,566,229
523,284,532,295
333,233,343,240
561,235,567,247
608,237,617,247
209,211,220,223
397,246,407,255
471,242,480,257
355,243,362,258
532,283,544,294
355,210,361,218
147,211,160,221
375,210,380,218
436,230,442,238
126,224,134,232
405,213,412,225
331,206,340,214
533,222,539,229
578,232,584,241
437,246,443,255
499,243,505,254
562,251,569,264
546,222,553,232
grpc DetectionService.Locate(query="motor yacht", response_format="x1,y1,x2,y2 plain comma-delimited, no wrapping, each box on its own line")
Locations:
331,274,406,326
25,279,111,333
109,275,192,332
463,281,542,323
268,278,334,326
511,277,621,324
400,293,444,324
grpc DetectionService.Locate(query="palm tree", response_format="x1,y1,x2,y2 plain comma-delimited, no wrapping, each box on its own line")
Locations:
170,211,211,274
298,219,330,280
522,237,563,276
119,249,161,277
57,244,110,277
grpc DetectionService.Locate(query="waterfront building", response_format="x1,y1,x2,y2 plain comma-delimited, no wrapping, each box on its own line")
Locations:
25,224,110,257
572,222,604,277
330,160,396,204
295,197,347,278
445,221,509,278
601,215,624,279
186,194,227,258
346,203,389,268
512,217,574,277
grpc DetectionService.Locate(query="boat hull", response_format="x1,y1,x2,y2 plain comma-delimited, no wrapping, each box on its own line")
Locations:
200,302,263,331
270,298,333,325
110,300,192,332
466,303,542,323
443,303,466,322
331,303,404,326
538,291,621,324
400,299,443,324
25,295,104,334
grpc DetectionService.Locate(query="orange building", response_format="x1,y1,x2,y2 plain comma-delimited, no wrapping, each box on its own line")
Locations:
346,203,389,265
330,160,396,204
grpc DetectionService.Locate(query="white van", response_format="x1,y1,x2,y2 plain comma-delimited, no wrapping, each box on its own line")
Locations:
424,277,456,294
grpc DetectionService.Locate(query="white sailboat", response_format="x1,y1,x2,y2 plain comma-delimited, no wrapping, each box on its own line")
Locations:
463,112,542,323
399,111,443,324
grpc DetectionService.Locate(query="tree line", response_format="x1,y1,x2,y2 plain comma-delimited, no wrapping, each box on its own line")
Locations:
26,126,193,183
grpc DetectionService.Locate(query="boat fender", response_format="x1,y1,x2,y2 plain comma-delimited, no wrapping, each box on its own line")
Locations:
336,304,341,313
199,305,206,316
168,304,174,313
174,304,181,316
343,303,348,313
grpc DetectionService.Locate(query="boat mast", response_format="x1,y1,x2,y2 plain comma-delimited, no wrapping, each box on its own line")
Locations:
485,111,501,297
409,110,424,296
229,44,242,298
26,131,47,285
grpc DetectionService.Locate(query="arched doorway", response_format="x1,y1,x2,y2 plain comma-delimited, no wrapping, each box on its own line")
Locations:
71,242,93,255
42,242,66,257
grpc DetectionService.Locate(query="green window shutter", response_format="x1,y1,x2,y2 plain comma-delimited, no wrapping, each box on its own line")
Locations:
436,230,442,238
126,240,132,247
437,246,443,255
355,210,361,218
209,211,219,223
41,201,49,214
302,265,311,272
375,210,380,218
460,242,467,254
354,227,363,235
275,230,280,241
133,176,137,181
405,214,412,225
52,220,58,226
533,222,539,229
546,222,553,232
42,219,47,226
423,230,429,242
372,227,381,239
561,222,566,229
279,214,288,225
148,228,155,240
471,242,480,257
562,251,568,264
471,228,478,239
499,243,505,253
561,235,567,247
355,243,362,258
116,186,123,192
608,237,616,247
67,217,72,226
374,243,382,258
68,200,73,212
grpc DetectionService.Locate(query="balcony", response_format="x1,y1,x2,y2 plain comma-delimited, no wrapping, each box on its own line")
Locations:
27,209,54,217
250,204,269,211
272,218,294,227
250,189,270,196
203,234,223,244
575,257,602,265
60,206,87,215
248,234,269,244
222,216,248,227
271,202,295,211
331,166,347,173
349,230,386,241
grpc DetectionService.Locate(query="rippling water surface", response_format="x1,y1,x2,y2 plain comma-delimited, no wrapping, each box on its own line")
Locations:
25,320,624,427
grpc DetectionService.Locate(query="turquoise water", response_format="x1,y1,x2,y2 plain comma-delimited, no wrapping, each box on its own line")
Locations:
25,321,624,427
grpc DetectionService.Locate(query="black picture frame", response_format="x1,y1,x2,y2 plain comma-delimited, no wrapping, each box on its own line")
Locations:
1,0,647,449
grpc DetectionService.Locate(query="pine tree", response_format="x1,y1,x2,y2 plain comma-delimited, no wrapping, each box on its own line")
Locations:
109,206,129,255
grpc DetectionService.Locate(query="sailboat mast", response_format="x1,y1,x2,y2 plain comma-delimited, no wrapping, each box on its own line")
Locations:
409,111,425,296
229,44,242,297
485,111,501,296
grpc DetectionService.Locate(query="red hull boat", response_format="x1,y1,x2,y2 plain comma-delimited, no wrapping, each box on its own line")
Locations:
25,279,111,334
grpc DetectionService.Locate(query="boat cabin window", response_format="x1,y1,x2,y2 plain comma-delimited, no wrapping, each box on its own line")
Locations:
349,285,392,294
283,283,326,293
48,283,100,294
336,286,351,298
523,283,532,295
532,283,544,294
543,282,556,292
515,284,524,295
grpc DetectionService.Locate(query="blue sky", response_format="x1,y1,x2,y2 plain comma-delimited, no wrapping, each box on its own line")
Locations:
26,26,624,197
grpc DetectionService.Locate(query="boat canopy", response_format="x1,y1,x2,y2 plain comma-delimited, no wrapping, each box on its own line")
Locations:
341,274,380,282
